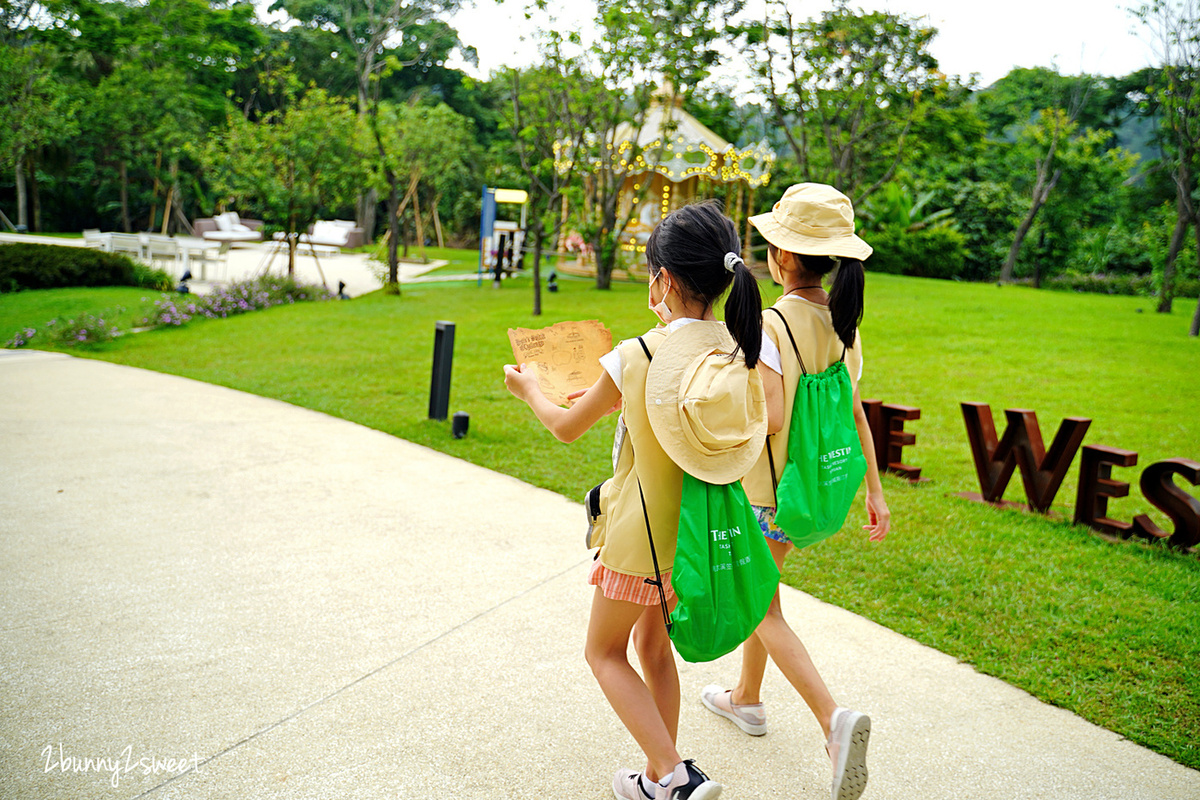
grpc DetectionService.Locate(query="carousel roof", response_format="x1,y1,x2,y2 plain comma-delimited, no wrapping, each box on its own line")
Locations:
612,88,731,153
555,83,774,188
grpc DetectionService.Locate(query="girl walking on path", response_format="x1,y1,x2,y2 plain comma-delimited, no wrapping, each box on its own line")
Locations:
699,184,892,800
504,201,765,800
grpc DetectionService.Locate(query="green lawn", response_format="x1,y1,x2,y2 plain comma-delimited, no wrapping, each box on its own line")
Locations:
3,264,1198,768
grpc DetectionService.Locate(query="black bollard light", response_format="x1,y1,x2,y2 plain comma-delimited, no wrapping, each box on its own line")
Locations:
452,411,470,439
429,321,455,420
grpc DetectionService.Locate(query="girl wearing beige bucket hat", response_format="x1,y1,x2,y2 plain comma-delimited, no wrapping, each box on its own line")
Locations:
699,183,891,800
504,201,766,800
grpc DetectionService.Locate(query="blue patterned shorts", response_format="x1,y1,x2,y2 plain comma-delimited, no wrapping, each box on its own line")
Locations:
752,505,790,544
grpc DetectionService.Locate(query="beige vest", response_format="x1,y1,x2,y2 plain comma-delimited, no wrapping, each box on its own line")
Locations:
742,297,862,508
597,327,684,578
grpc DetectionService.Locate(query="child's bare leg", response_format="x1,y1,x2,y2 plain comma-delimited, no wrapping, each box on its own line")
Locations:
733,632,769,705
731,538,788,706
585,588,682,779
631,605,679,782
754,585,838,738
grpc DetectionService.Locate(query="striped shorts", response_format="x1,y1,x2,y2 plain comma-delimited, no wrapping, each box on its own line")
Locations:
588,558,675,606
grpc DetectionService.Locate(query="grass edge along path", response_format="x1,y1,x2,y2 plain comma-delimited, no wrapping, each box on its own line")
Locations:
11,269,1199,771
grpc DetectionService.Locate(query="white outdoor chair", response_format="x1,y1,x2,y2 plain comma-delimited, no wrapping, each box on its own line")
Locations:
142,234,179,271
108,233,144,259
82,229,107,250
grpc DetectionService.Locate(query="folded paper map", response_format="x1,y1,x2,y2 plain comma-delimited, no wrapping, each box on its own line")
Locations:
507,320,613,406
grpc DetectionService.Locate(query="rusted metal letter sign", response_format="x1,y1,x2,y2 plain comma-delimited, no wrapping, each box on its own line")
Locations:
960,403,1091,512
861,399,926,484
963,403,1199,550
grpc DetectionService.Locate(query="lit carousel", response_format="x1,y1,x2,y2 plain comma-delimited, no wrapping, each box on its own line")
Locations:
554,84,775,281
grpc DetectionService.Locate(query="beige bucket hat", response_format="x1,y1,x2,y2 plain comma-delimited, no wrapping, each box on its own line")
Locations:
749,182,873,260
645,321,767,485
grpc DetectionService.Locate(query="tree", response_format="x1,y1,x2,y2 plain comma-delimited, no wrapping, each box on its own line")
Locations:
372,99,476,288
744,0,944,202
564,0,743,288
999,107,1072,283
0,43,77,231
270,0,466,242
997,106,1139,285
1136,0,1200,333
203,89,368,276
501,38,599,314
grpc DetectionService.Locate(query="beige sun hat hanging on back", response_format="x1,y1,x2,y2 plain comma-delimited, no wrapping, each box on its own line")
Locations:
748,182,873,260
644,321,768,485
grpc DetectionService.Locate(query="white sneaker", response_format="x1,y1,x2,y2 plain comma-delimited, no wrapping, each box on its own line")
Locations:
613,768,655,800
699,684,767,736
827,707,870,800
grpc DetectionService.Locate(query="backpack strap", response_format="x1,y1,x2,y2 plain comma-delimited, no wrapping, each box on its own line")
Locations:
631,336,672,631
762,309,795,508
766,306,807,375
767,305,850,366
636,335,653,361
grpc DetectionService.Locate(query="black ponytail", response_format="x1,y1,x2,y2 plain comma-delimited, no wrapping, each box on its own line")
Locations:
724,259,763,369
645,200,762,369
796,253,863,352
828,258,864,351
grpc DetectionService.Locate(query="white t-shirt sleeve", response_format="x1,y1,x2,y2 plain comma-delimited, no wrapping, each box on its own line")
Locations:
599,346,623,393
855,332,864,381
759,331,782,375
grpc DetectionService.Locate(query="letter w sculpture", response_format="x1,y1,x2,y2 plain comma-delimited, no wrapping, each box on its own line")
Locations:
961,403,1091,513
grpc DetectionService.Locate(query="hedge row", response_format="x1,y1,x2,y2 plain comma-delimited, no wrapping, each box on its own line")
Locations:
0,243,171,293
1042,272,1200,299
864,226,969,280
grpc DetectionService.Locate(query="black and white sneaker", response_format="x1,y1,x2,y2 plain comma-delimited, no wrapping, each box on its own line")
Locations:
656,760,722,800
613,768,656,800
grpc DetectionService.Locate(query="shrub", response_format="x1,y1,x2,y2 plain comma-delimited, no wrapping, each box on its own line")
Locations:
0,243,171,292
1042,272,1200,298
949,180,1021,281
139,276,333,328
4,277,332,349
866,226,969,280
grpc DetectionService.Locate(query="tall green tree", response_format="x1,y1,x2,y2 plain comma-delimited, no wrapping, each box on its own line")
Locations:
744,0,944,202
270,0,466,242
1136,0,1200,333
502,37,601,314
203,89,369,276
372,99,475,287
565,0,743,288
0,43,78,231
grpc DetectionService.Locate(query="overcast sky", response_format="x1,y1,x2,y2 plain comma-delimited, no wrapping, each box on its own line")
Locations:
446,0,1161,88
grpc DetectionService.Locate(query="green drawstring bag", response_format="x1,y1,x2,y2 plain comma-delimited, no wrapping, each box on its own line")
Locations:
768,309,867,549
667,474,780,663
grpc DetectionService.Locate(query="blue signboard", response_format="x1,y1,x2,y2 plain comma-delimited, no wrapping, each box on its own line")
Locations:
478,186,497,284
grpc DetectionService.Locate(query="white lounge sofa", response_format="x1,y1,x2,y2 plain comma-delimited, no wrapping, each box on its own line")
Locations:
194,212,263,243
271,220,364,254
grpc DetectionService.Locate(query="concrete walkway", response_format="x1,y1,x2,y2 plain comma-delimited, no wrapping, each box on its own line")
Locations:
1,351,1196,800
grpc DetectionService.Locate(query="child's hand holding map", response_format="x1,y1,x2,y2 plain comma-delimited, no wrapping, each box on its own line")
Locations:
507,320,613,406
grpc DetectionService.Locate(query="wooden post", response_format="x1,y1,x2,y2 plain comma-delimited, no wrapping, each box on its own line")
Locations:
559,192,570,248
432,194,445,249
413,185,426,262
743,186,754,265
148,151,162,231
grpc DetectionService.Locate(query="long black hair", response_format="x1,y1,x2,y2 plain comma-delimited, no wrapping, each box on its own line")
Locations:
772,244,864,351
645,200,762,368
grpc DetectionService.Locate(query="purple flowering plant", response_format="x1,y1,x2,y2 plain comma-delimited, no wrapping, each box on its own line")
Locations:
4,277,331,349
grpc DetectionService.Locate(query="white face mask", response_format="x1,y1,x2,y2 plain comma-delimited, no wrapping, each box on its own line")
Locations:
648,271,672,324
